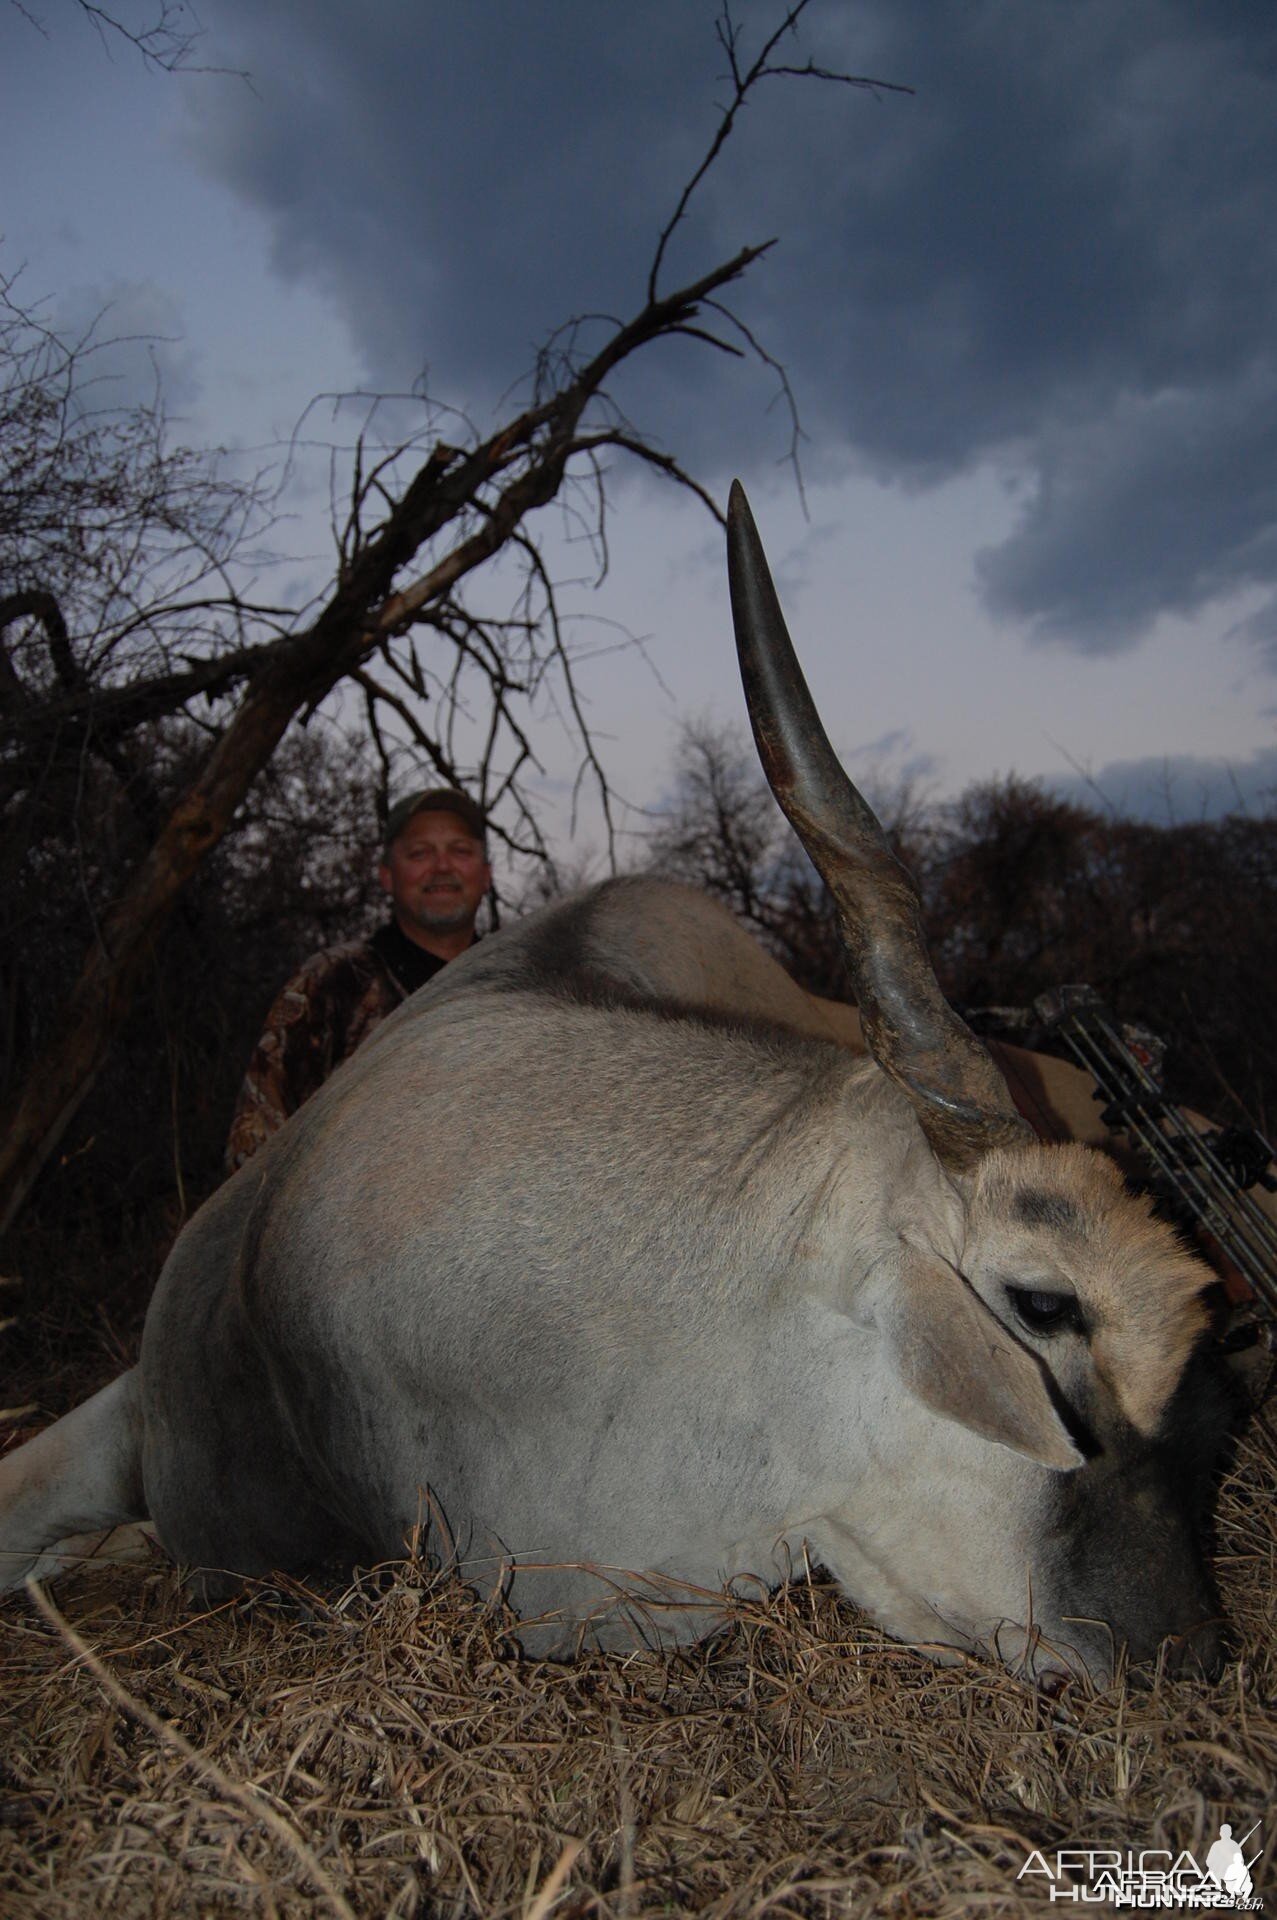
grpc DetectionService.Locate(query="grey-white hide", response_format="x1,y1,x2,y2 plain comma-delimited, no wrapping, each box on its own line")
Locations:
0,875,1224,1683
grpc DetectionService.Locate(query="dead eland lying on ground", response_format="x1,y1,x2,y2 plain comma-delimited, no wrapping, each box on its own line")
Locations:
0,484,1230,1688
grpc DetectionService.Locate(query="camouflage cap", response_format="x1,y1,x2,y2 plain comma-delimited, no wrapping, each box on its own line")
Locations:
383,788,488,853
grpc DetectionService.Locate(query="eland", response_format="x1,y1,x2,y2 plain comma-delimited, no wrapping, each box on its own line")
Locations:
0,484,1228,1685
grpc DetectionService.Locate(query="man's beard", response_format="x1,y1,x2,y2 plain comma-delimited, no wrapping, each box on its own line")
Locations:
408,890,472,934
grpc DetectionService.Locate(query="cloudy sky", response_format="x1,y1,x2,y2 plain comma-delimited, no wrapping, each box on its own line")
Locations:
4,0,1276,857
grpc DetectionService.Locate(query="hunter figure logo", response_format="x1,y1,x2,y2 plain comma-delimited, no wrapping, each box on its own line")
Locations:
1208,1827,1257,1904
1017,1817,1264,1908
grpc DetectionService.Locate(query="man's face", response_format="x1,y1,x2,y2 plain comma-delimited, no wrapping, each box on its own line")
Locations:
378,810,491,941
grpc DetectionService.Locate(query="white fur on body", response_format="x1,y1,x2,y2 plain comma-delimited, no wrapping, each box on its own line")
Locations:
0,878,1219,1680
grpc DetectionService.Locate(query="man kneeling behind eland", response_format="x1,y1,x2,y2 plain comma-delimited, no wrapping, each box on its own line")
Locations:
0,485,1229,1689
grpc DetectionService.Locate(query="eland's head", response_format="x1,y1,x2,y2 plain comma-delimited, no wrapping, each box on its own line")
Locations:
727,481,1228,1684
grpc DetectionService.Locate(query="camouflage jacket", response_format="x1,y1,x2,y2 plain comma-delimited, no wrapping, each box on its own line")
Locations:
225,923,450,1172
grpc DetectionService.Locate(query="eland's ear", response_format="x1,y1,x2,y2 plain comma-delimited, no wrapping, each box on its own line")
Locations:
878,1246,1084,1470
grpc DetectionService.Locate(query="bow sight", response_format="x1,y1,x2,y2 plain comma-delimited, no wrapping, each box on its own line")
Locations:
1034,985,1277,1345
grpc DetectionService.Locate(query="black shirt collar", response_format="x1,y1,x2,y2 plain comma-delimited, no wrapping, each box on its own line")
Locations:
370,920,458,997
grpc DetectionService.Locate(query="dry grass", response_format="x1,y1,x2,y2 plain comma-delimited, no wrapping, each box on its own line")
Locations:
2,1405,1275,1918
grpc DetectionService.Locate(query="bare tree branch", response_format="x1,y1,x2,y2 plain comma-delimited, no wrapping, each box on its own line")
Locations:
9,0,252,78
0,10,909,1231
647,1,911,302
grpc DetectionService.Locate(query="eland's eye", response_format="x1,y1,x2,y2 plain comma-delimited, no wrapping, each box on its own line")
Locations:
1008,1287,1084,1336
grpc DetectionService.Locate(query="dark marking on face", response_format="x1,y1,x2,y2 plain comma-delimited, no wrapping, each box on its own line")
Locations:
1042,1332,1236,1674
1154,1334,1241,1538
1013,1186,1085,1235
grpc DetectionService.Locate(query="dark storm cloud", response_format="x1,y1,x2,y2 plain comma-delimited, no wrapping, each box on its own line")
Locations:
184,2,738,415
976,368,1277,650
187,0,1277,652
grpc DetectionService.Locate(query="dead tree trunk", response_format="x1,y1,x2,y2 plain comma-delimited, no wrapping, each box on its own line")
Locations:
0,249,764,1231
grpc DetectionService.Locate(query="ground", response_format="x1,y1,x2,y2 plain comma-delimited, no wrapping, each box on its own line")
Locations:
1,1276,1274,1916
